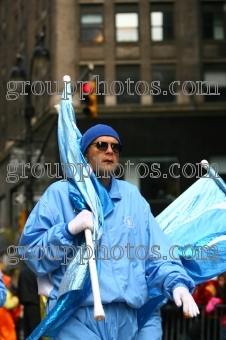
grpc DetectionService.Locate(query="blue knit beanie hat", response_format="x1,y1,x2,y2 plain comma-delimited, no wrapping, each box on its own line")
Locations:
81,124,121,154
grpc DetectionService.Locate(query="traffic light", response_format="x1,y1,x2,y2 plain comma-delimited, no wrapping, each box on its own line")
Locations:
82,80,98,118
18,209,27,234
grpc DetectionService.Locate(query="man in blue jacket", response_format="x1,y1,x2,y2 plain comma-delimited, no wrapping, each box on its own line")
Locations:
19,124,199,339
0,271,6,306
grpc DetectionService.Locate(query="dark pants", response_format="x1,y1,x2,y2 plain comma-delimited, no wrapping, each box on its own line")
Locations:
23,304,41,339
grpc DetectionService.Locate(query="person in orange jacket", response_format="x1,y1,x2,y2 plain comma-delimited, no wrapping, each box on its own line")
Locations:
0,273,20,340
192,278,218,306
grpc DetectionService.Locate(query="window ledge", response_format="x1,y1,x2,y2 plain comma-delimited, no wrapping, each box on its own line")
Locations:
203,39,226,44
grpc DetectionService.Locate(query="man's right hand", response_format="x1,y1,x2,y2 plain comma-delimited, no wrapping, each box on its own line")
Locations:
68,210,93,235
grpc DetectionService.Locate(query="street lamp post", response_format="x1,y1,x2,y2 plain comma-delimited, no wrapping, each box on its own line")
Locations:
9,33,50,217
24,91,35,214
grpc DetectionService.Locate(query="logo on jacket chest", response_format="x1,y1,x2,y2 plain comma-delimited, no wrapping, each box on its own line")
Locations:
124,216,135,228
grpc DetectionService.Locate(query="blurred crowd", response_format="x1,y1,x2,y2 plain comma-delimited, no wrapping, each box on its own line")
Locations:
0,265,48,340
188,272,226,340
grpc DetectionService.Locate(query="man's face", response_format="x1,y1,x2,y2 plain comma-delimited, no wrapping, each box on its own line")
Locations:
85,136,120,177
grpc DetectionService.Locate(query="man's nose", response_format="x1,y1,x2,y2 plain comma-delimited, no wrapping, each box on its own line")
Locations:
106,144,114,153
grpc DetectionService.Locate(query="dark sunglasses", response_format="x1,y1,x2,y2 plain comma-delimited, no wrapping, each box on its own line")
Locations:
91,141,122,154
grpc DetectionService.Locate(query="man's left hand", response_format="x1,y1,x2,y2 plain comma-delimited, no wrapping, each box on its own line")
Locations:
173,286,200,317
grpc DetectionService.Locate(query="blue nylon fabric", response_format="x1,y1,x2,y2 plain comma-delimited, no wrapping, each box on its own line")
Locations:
137,309,162,340
26,79,114,339
137,166,226,330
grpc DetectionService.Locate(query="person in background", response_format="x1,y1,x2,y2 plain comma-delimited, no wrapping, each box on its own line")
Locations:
0,272,19,340
188,277,219,340
205,273,226,340
17,264,42,340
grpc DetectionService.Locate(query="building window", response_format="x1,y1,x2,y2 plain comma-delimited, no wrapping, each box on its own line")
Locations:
151,64,176,103
115,65,140,104
150,3,174,41
80,65,105,105
202,2,225,40
203,65,226,102
115,4,139,42
80,5,104,43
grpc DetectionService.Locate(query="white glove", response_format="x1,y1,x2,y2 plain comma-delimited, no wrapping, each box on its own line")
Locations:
68,210,93,235
173,286,200,317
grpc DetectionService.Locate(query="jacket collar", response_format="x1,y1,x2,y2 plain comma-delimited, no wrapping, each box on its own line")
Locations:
109,176,122,201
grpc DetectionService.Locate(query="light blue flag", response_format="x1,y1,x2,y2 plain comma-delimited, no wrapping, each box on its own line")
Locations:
137,164,226,330
27,76,114,339
156,164,226,283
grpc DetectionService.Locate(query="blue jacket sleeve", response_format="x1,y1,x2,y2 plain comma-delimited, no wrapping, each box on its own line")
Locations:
144,203,195,300
18,183,77,276
0,271,6,306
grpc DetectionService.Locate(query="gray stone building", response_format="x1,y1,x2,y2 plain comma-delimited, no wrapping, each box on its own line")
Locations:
0,0,226,239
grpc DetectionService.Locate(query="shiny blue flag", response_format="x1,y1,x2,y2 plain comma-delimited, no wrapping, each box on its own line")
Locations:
138,164,226,330
27,76,114,339
156,164,226,283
